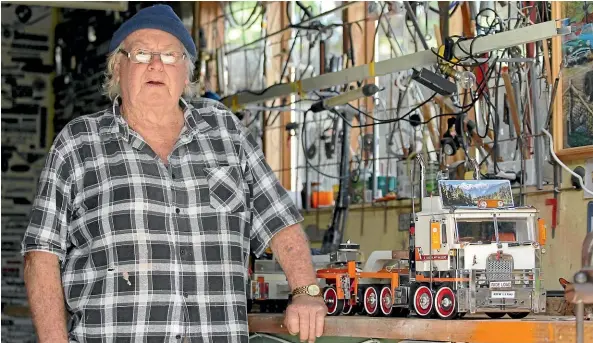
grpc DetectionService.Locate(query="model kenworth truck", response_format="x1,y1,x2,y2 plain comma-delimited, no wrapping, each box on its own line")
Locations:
317,158,548,319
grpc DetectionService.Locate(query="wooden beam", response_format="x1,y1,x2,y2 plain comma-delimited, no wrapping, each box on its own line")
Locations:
502,72,529,158
196,1,225,92
263,2,291,189
421,104,439,151
248,314,593,343
343,2,375,162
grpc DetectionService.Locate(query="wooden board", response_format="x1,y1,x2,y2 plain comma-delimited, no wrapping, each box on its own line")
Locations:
248,314,593,343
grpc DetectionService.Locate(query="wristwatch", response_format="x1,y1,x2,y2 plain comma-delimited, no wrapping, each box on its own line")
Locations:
291,284,322,298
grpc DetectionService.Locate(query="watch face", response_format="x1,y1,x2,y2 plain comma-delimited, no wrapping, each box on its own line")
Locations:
307,284,321,295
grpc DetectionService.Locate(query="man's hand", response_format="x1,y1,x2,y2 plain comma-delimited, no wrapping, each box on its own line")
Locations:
284,295,327,343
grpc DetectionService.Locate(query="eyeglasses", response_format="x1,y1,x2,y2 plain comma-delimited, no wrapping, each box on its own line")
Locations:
119,48,186,65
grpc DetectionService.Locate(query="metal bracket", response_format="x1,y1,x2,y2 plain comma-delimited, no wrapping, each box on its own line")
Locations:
222,20,570,108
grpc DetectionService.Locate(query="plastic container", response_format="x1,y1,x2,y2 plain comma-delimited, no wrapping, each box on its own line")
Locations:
311,191,334,208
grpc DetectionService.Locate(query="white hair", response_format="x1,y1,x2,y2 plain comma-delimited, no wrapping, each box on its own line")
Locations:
102,42,199,100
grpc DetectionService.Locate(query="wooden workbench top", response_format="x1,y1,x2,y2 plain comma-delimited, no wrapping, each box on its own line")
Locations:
248,314,593,343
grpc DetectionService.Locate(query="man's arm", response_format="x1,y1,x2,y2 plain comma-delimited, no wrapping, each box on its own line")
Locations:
24,251,69,343
270,224,326,343
235,115,325,341
269,224,317,289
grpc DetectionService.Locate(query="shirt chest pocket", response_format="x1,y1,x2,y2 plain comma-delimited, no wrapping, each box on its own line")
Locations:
204,165,247,213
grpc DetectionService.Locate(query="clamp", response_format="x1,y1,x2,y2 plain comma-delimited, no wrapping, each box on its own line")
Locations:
565,231,593,343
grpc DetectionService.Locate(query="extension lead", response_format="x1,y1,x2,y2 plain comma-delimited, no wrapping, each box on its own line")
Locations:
542,128,593,197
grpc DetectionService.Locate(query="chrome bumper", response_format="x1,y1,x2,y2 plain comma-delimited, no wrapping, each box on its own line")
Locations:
456,269,546,313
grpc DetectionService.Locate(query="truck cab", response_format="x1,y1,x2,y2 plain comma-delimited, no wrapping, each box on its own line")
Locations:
412,179,547,318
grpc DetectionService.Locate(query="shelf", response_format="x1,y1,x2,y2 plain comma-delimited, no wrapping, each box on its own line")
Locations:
248,313,593,343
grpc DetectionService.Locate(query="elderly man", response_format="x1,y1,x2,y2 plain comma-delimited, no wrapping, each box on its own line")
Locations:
22,5,326,343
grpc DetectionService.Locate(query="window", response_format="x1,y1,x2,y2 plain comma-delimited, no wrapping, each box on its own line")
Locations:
455,217,534,243
496,219,532,242
223,2,265,94
289,1,344,195
456,220,496,244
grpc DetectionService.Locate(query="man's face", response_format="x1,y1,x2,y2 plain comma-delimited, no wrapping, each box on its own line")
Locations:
117,29,188,107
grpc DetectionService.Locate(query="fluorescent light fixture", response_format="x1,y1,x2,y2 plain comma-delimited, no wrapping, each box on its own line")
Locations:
5,1,129,12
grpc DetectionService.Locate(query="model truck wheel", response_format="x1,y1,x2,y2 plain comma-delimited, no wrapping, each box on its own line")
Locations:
379,286,393,316
508,312,529,319
485,312,506,319
413,285,434,317
363,286,380,316
390,307,410,317
342,301,355,315
323,287,342,316
434,286,457,319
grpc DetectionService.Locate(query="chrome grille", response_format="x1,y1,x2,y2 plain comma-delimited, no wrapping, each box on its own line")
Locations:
486,253,513,281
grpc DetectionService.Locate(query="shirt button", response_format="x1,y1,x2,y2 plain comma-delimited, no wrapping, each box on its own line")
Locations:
175,208,180,214
175,334,181,339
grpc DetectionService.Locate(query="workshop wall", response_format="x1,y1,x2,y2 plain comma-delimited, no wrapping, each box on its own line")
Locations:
52,1,191,135
1,4,56,342
526,159,592,291
0,3,193,342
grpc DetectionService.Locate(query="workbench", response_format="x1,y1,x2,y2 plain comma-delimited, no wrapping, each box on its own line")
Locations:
248,314,593,343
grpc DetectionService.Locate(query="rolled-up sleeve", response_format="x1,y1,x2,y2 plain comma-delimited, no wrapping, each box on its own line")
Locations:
21,145,73,262
241,130,303,257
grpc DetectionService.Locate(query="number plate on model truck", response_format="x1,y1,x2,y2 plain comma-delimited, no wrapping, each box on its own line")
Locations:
491,291,515,299
489,281,512,288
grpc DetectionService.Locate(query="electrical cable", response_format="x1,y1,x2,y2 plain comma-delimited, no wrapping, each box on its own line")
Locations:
541,129,593,197
369,1,387,64
230,3,545,186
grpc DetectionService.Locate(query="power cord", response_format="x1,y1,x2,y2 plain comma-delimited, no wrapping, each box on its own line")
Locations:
541,128,593,197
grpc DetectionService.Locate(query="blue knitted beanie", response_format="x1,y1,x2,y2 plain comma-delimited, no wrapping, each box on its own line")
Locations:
108,4,197,61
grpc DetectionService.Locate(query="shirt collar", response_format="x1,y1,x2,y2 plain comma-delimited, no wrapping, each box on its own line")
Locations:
98,96,213,140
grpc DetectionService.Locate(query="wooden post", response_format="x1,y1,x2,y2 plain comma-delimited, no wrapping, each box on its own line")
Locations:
263,2,291,188
195,1,225,92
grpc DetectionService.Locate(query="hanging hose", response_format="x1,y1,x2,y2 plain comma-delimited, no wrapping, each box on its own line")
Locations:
541,128,593,197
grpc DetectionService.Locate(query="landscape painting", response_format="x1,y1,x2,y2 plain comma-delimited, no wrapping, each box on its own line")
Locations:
560,2,593,149
438,180,514,208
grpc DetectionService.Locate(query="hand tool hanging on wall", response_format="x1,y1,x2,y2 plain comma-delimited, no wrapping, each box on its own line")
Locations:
2,28,49,43
1,104,39,115
15,5,32,24
11,57,53,73
11,42,49,51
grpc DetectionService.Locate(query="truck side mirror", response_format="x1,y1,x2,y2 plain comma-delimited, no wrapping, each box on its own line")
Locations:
538,218,547,246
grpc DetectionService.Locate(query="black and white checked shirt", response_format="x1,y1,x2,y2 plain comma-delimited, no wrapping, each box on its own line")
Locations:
21,97,303,343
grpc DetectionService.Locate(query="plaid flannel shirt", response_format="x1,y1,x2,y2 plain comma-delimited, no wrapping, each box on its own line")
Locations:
21,97,303,343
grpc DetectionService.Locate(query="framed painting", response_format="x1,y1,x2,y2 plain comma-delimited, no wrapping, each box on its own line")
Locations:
551,1,593,161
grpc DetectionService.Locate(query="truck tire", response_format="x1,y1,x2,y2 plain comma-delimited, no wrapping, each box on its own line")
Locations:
379,286,394,316
363,286,380,316
434,286,457,319
485,312,506,319
508,312,529,319
323,287,343,316
413,285,434,318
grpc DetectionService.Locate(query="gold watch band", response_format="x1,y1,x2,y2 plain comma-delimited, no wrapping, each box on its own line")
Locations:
291,284,322,297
